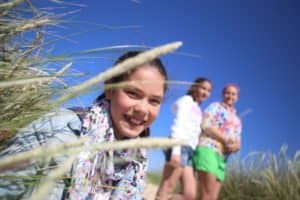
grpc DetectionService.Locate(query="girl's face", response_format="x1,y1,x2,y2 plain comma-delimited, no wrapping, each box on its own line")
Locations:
193,81,212,104
222,85,239,107
106,64,165,139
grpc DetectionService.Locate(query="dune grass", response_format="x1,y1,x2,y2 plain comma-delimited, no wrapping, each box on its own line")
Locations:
147,146,300,199
220,146,300,200
0,0,63,140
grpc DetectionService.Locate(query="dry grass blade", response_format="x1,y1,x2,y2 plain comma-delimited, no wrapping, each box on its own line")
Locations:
0,0,69,139
104,80,196,91
0,138,186,172
0,62,72,88
54,41,183,105
0,77,56,88
221,147,300,199
0,0,24,10
0,18,54,39
31,155,76,200
8,32,44,77
0,138,84,172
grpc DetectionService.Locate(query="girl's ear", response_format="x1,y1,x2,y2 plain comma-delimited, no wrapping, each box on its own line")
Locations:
104,89,112,100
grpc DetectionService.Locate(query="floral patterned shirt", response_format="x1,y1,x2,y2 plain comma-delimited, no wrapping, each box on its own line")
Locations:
198,102,242,156
68,99,147,200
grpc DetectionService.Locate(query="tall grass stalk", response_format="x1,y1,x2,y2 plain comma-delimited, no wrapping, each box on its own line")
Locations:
32,155,76,200
53,41,182,106
221,147,300,199
0,0,61,139
0,137,186,172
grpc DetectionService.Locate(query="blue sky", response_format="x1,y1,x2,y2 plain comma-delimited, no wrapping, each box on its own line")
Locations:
40,0,299,171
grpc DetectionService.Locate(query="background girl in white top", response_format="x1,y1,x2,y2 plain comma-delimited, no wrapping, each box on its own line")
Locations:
156,77,213,200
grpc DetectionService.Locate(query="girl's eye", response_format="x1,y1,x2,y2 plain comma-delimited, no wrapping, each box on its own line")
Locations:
125,90,139,98
149,98,161,106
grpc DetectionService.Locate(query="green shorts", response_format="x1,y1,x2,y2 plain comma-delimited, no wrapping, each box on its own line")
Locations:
193,146,226,182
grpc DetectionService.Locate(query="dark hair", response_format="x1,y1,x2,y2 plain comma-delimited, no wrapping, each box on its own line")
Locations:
109,51,168,92
187,77,212,99
97,51,168,137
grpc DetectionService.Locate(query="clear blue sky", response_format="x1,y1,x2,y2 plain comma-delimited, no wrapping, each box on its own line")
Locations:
40,0,299,171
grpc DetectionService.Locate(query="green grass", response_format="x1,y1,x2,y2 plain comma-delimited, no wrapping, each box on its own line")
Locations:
147,146,300,199
147,171,163,185
220,146,300,200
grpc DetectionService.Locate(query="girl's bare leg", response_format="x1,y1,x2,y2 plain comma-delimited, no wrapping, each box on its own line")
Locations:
198,171,222,200
179,166,196,200
156,163,182,200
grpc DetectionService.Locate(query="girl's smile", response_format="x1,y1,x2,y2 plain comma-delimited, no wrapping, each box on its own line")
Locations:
222,85,239,107
105,64,165,139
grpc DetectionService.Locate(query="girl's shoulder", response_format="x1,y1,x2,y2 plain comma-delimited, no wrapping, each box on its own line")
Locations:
205,101,222,110
172,95,194,111
176,95,194,104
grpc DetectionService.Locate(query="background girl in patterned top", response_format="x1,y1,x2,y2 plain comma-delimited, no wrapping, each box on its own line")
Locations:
156,78,213,200
193,84,242,200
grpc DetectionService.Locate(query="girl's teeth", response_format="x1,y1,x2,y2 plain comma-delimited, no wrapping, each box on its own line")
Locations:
130,118,142,125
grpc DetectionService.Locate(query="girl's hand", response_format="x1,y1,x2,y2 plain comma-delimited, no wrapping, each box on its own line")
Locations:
224,137,240,154
169,155,181,167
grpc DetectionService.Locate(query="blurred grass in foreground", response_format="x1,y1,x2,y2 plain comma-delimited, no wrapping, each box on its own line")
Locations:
0,0,65,141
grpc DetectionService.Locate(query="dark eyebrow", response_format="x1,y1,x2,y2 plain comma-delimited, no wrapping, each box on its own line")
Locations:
152,95,163,100
126,85,163,99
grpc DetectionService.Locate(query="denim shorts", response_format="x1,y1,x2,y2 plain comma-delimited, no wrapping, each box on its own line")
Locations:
164,146,194,167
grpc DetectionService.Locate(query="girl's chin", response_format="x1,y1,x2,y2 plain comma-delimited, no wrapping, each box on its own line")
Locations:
117,127,143,139
116,120,147,138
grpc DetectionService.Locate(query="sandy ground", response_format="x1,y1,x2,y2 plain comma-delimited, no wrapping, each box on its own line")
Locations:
143,183,158,200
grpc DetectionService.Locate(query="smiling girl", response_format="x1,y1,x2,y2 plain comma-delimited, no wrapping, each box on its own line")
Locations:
193,84,242,200
156,78,213,200
69,51,168,199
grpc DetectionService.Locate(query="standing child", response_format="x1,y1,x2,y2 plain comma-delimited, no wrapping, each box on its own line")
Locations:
193,84,242,200
156,78,212,200
68,51,168,199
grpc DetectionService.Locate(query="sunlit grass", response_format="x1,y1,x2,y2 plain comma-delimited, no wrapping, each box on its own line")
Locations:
0,0,63,140
221,146,300,200
147,147,300,199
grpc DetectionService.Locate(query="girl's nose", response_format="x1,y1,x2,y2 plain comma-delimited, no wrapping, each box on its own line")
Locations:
134,100,148,114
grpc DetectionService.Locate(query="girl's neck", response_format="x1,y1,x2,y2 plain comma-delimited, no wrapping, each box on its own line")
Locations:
114,132,129,140
221,102,236,113
189,94,201,104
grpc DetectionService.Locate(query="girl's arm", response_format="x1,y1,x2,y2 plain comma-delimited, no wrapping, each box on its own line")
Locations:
224,138,241,153
202,122,242,153
224,118,242,153
201,103,229,145
202,125,240,154
201,124,228,145
170,96,194,157
201,103,241,154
